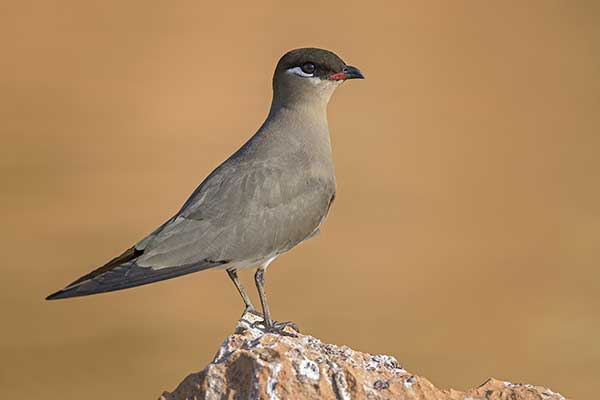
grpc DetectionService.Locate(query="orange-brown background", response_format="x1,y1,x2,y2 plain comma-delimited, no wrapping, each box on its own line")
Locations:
1,1,598,399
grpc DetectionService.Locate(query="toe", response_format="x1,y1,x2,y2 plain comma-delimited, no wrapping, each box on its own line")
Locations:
275,321,300,333
264,320,300,336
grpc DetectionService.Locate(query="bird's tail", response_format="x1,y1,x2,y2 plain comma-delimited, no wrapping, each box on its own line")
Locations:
45,246,224,300
46,246,142,300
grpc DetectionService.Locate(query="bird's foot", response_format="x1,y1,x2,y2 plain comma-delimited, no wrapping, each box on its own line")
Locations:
239,307,300,336
262,320,300,337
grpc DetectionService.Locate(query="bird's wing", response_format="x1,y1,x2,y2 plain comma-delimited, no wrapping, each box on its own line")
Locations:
136,156,336,269
47,155,335,300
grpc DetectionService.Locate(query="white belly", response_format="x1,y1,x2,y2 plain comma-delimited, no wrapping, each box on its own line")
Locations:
219,254,279,271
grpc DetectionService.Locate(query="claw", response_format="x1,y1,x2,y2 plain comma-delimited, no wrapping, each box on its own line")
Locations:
263,320,300,337
273,321,300,333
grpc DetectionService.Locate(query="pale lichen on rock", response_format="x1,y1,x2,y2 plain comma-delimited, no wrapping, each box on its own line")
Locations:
160,312,569,400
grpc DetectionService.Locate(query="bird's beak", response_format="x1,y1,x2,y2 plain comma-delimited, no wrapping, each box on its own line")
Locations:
328,65,365,81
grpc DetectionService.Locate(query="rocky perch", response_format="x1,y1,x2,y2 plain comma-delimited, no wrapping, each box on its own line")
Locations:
160,313,568,400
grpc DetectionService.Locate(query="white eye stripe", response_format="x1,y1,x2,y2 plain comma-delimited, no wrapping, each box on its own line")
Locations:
287,66,314,77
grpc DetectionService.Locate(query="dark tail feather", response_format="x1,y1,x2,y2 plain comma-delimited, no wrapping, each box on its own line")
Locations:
70,246,144,287
46,248,225,300
46,246,143,300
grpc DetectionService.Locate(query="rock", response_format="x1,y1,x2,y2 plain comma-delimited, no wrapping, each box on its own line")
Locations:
160,312,568,400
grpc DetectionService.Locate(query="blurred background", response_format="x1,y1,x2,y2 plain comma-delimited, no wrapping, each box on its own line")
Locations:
1,1,598,398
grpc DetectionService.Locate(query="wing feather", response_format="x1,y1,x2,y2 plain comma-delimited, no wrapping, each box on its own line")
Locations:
136,159,335,268
47,146,335,300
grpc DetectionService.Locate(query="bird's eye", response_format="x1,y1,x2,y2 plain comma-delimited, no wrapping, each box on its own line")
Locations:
286,63,317,78
301,63,316,74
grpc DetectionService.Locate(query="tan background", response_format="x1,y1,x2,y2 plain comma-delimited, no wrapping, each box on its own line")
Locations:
1,1,598,399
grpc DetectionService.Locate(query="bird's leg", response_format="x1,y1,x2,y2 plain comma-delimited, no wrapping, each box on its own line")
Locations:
254,268,299,335
227,269,260,316
254,268,272,327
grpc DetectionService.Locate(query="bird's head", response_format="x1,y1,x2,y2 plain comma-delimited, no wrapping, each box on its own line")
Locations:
272,48,364,108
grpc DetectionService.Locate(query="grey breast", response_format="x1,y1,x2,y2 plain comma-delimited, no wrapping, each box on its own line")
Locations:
134,122,336,269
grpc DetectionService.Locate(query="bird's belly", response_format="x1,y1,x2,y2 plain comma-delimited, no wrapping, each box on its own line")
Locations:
219,254,279,271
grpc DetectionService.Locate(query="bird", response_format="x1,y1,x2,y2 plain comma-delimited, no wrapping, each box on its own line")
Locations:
46,48,364,333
